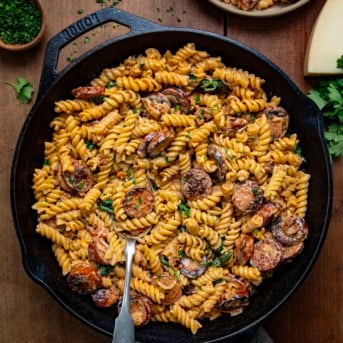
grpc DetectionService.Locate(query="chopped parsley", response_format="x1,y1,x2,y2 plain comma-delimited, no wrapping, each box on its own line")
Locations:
43,159,50,166
0,0,41,45
92,95,105,104
96,265,113,276
159,255,169,267
77,9,84,14
83,36,91,44
295,145,307,163
252,187,259,197
201,251,232,268
178,202,190,217
177,249,185,258
188,74,197,81
195,95,200,105
85,140,95,149
138,196,143,204
198,79,227,93
106,80,116,88
98,199,113,214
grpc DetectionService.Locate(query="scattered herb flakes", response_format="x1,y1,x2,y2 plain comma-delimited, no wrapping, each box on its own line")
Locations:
178,202,190,217
201,251,232,267
83,36,91,44
96,0,106,3
67,56,76,63
188,74,197,81
252,187,259,197
98,199,113,213
92,96,105,104
198,79,227,93
85,140,95,149
179,225,187,232
106,80,116,88
2,77,33,104
177,249,185,258
77,9,84,14
295,145,307,163
96,265,113,276
159,255,169,267
43,159,50,166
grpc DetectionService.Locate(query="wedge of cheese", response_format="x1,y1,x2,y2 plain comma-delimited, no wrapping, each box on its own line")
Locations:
304,0,343,76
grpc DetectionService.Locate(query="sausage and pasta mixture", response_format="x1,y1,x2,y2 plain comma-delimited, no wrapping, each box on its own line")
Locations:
32,43,310,334
221,0,299,11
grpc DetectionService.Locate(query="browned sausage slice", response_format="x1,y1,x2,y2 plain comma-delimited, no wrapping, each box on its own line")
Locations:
63,160,94,194
180,168,212,200
91,285,119,308
141,93,171,118
225,117,249,136
207,145,227,181
256,202,281,225
88,238,110,265
231,181,263,213
179,257,206,279
147,130,174,157
129,297,152,327
250,238,284,272
234,233,254,266
72,86,105,99
271,210,308,246
161,87,190,113
67,262,101,294
264,106,289,140
194,106,212,125
137,132,159,157
124,187,154,219
164,283,183,305
282,242,304,263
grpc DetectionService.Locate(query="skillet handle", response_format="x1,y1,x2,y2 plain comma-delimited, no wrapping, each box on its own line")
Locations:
38,7,162,98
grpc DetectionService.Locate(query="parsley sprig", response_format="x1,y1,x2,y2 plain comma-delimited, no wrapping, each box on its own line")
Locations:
2,77,33,104
307,55,343,158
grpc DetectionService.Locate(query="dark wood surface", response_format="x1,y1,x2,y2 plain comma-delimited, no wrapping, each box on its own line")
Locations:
0,0,341,342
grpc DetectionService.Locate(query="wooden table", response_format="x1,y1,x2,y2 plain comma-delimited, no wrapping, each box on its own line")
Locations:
0,0,341,342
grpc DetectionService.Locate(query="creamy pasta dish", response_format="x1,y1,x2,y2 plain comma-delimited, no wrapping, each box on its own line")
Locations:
32,42,310,334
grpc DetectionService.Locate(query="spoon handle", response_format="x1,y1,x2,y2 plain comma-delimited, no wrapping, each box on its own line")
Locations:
112,238,136,343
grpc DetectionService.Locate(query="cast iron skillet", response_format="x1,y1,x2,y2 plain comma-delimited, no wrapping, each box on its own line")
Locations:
11,7,332,343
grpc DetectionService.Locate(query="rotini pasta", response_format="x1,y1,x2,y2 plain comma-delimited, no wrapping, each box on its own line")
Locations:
32,43,310,336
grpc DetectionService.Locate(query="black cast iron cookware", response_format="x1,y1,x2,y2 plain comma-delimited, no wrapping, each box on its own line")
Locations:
10,7,332,343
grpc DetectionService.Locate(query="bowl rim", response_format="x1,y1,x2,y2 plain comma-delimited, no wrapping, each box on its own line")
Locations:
0,0,46,51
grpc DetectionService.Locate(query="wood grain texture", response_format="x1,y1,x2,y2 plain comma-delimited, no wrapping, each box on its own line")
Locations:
0,0,341,342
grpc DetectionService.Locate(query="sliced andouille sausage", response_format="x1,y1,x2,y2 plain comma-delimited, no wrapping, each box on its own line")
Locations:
67,262,102,294
91,285,119,308
164,283,183,305
219,278,250,313
226,117,249,136
161,87,190,113
180,168,212,200
141,92,171,118
124,187,154,219
63,160,94,194
231,180,263,213
72,86,105,99
88,238,110,265
137,132,159,157
146,130,174,157
271,210,308,246
264,106,289,140
282,242,304,263
152,273,177,290
234,233,254,266
57,166,73,192
129,296,152,327
250,238,284,272
256,202,281,225
179,257,206,279
207,145,227,182
194,106,212,125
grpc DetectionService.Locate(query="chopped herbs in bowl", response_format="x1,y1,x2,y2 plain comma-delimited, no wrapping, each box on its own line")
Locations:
0,0,46,51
